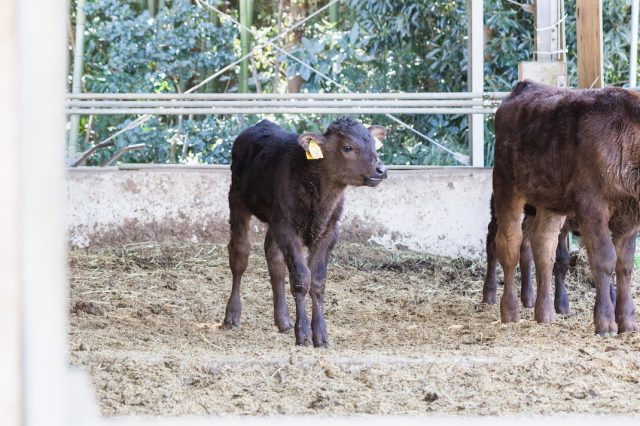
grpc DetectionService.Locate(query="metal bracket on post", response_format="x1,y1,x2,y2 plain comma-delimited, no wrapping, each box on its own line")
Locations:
468,0,484,167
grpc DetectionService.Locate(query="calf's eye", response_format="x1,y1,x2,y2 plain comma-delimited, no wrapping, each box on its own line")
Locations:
342,146,353,153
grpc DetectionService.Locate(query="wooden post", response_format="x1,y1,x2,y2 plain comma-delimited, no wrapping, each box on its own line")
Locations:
0,1,22,425
576,0,603,88
467,0,484,167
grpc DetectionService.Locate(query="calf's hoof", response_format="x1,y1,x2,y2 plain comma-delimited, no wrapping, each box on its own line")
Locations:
616,312,638,333
554,298,570,315
500,292,520,323
222,317,240,329
294,319,312,346
482,284,497,304
595,301,617,337
276,316,295,333
534,296,554,324
521,291,535,309
482,292,496,304
313,338,329,348
594,318,618,337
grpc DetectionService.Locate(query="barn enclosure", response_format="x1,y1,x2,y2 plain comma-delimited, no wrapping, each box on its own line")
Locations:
3,0,640,425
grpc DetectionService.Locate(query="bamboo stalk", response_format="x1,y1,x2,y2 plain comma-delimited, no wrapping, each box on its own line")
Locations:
68,0,86,159
239,0,251,93
148,0,156,17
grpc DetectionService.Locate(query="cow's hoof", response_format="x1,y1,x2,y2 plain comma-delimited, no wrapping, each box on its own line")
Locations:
294,319,312,346
276,316,295,333
616,316,638,333
521,292,535,309
482,284,497,304
595,320,618,337
500,292,520,323
555,299,570,315
534,296,554,324
313,333,328,348
222,318,240,329
295,336,312,346
595,303,617,337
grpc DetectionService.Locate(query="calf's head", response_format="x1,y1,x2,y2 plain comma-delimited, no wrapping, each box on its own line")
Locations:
298,117,388,187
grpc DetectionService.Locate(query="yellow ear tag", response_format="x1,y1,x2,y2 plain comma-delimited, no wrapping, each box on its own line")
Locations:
306,140,324,160
374,136,383,151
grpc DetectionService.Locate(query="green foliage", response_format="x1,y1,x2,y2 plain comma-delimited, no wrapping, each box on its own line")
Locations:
71,0,640,166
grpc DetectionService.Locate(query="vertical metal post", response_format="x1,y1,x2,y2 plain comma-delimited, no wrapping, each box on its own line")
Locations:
67,0,86,160
468,0,484,167
630,0,639,88
0,1,22,424
18,0,69,425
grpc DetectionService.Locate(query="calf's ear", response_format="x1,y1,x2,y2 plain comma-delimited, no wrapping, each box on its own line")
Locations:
297,133,326,151
368,125,387,141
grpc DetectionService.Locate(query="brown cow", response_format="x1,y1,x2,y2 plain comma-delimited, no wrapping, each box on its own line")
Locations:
493,80,640,336
223,118,388,346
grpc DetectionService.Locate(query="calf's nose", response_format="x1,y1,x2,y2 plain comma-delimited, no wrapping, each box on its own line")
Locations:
375,162,388,179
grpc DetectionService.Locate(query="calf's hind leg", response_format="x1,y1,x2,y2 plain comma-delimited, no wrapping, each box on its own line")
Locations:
223,204,251,328
519,215,535,308
264,230,294,333
482,196,498,304
613,228,639,333
577,206,617,336
494,191,525,323
529,208,565,324
553,223,571,315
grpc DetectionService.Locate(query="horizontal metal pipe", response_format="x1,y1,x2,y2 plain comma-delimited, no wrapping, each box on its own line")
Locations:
65,107,497,115
66,92,510,100
65,100,489,108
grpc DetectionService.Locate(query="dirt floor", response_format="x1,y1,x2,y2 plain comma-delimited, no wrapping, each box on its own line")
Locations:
68,241,640,417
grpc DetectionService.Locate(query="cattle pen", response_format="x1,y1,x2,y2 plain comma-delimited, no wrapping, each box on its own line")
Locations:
3,1,640,426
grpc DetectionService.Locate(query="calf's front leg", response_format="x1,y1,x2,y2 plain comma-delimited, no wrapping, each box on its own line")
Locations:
275,231,312,345
308,230,339,348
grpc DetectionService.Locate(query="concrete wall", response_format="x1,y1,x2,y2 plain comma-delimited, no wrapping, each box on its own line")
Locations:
67,166,493,259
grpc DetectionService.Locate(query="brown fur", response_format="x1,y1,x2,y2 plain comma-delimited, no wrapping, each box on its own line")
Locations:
493,80,640,336
222,118,387,347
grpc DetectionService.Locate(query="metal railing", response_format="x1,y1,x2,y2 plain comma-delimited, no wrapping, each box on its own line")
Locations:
64,92,508,116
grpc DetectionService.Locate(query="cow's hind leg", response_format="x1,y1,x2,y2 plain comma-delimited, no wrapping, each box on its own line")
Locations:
613,227,639,333
529,208,565,324
223,202,251,328
483,195,498,304
577,203,617,336
553,223,571,315
495,192,525,323
520,214,535,308
264,229,294,333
